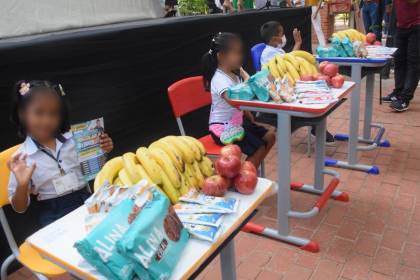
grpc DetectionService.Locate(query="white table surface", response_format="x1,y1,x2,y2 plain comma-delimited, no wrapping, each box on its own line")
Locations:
26,178,274,280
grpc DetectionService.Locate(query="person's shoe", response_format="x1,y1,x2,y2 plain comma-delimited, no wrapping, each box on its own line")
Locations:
311,128,335,145
381,92,398,103
390,98,409,112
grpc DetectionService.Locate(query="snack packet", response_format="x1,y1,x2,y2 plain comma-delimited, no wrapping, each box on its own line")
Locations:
74,198,138,280
176,213,224,227
248,69,275,102
183,223,223,242
227,82,254,101
278,76,296,103
173,203,230,214
341,37,354,57
117,188,189,280
180,190,239,213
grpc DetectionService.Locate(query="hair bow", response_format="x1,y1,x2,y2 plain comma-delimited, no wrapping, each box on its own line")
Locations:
19,82,31,96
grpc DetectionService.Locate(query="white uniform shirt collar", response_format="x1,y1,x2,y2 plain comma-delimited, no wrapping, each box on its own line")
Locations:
22,132,73,156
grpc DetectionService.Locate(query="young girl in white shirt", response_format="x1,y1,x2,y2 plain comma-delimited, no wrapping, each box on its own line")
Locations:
202,32,276,169
8,80,114,226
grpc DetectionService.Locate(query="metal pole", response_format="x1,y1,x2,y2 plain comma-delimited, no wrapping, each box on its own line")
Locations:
348,64,362,165
314,118,326,191
363,73,374,140
220,241,236,280
277,112,291,236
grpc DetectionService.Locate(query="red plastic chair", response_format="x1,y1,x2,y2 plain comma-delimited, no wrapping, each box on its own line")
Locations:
167,76,223,156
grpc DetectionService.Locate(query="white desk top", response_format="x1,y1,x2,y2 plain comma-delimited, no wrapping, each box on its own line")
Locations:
230,81,354,115
26,178,274,280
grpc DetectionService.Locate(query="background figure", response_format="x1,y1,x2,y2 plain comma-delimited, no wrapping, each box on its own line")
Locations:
359,0,380,39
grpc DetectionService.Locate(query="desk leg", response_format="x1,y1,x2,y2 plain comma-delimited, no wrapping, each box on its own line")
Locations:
314,118,326,191
348,64,362,165
277,112,291,236
220,240,236,280
363,73,374,140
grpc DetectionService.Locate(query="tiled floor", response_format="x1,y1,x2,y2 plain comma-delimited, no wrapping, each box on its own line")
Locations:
8,77,420,279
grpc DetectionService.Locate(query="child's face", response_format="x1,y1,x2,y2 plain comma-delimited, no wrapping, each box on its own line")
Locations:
22,92,62,141
271,27,284,46
218,39,243,70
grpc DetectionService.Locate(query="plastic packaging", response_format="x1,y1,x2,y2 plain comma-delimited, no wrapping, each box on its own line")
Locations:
227,82,255,101
180,190,239,213
183,223,223,242
341,37,354,57
176,213,224,227
173,203,231,214
247,69,275,102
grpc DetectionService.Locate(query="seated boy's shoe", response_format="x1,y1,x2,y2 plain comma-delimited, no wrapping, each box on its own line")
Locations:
381,91,398,103
390,98,410,112
311,128,336,145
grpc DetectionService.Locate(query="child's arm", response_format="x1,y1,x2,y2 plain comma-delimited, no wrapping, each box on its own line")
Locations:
99,133,114,153
292,28,302,51
8,153,36,213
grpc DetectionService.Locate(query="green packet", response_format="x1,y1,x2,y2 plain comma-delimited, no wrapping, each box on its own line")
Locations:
247,69,276,102
74,198,137,280
117,188,190,280
227,82,254,101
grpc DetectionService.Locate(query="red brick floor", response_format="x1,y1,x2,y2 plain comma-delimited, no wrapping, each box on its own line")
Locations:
8,77,420,279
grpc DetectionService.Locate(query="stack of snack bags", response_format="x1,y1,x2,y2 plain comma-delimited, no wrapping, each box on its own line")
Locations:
295,80,337,105
75,180,189,280
173,190,239,243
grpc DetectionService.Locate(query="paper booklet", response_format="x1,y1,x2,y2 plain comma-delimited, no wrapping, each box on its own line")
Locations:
71,118,107,181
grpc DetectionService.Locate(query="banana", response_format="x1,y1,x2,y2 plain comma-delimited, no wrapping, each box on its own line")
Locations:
150,140,185,173
101,156,124,186
309,63,318,75
360,33,366,43
290,50,316,65
268,58,280,78
135,164,155,186
191,161,205,188
286,72,295,86
135,147,163,184
182,135,206,156
163,136,195,164
113,177,123,186
332,32,345,40
184,163,198,188
295,56,312,76
179,136,202,162
93,171,104,192
160,172,180,204
276,55,288,74
198,156,215,177
284,53,300,70
284,60,300,81
122,152,142,183
179,174,190,196
118,168,133,186
149,147,182,188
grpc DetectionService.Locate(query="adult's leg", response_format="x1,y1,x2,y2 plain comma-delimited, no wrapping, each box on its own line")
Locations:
400,26,420,102
393,28,409,97
368,2,379,38
362,6,372,33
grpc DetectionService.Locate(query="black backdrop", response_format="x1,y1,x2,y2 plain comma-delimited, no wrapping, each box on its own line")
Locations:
0,7,311,270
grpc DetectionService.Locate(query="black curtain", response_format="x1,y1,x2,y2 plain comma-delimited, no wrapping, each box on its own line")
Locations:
0,7,311,271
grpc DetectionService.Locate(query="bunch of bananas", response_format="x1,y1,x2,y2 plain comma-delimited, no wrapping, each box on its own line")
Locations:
94,135,215,203
332,29,366,43
262,50,318,86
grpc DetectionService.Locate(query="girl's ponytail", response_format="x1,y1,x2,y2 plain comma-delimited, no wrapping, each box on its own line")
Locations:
201,32,240,91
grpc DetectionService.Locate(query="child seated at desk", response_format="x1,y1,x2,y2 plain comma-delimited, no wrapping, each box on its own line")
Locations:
259,21,335,144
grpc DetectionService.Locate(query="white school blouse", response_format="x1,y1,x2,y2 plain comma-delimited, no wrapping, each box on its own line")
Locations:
8,132,87,211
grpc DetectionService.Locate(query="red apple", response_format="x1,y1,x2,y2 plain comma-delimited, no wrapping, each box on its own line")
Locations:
234,170,257,195
314,74,331,85
366,32,376,44
220,144,242,159
215,155,241,178
374,41,382,46
323,63,339,77
202,175,229,196
300,74,315,81
241,161,258,176
319,61,329,74
330,74,345,89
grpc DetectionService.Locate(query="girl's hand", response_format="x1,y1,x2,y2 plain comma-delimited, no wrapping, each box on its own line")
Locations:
7,153,36,188
99,133,114,153
240,67,250,81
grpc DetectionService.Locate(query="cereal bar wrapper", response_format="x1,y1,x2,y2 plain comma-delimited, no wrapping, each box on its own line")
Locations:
183,223,223,242
176,213,224,227
173,203,231,214
180,190,239,213
116,188,189,280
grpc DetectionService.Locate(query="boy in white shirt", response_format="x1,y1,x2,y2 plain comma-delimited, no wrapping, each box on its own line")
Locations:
260,21,302,65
